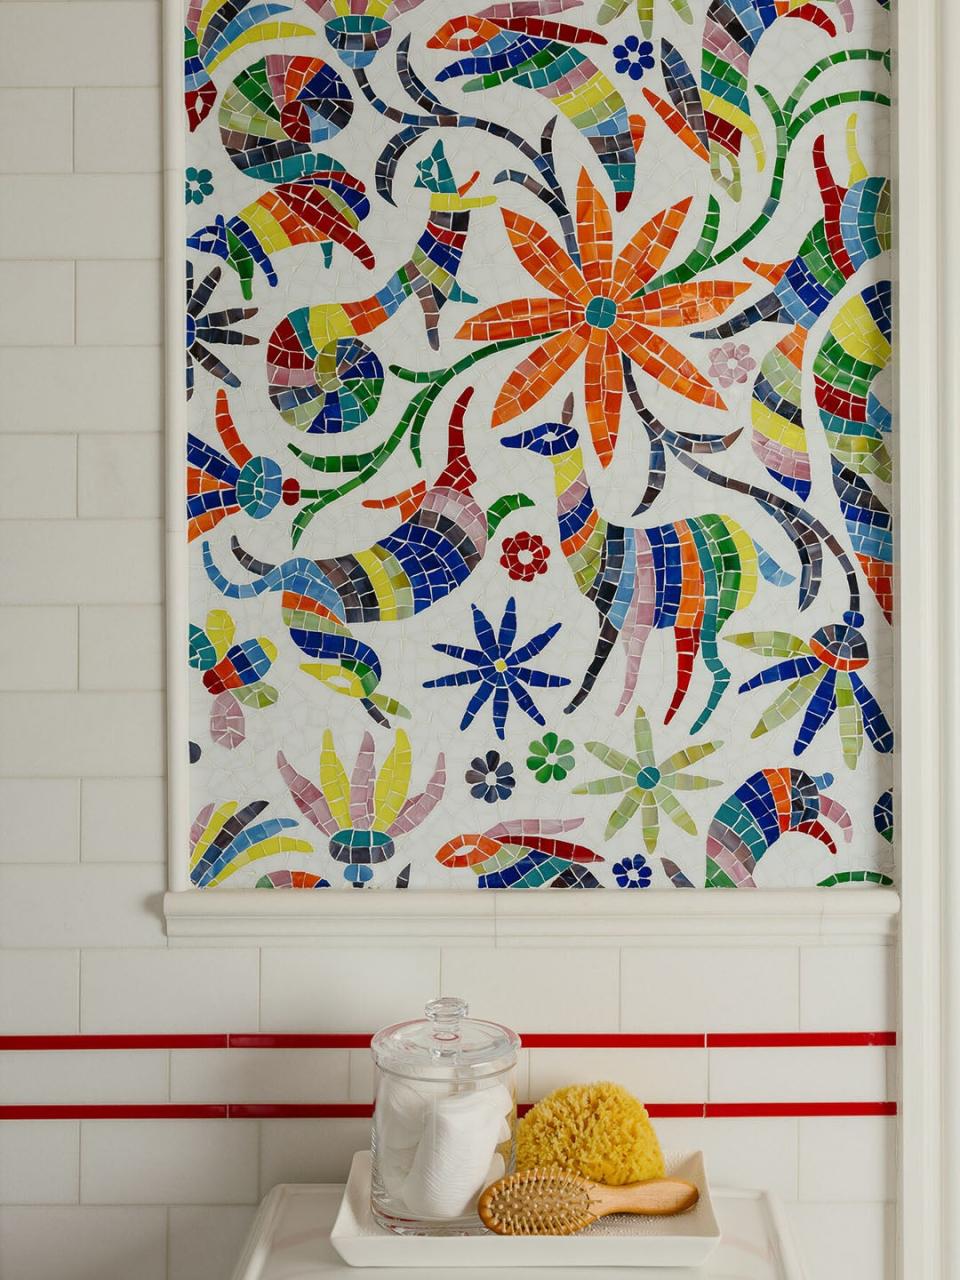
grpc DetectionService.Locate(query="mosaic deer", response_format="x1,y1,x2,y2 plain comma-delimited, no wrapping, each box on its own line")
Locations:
502,399,791,730
203,387,531,726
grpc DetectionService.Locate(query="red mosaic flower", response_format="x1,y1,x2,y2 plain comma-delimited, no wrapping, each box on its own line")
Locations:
500,531,550,581
457,168,751,467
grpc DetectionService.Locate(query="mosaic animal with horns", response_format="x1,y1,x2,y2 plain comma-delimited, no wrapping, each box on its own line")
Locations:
502,399,792,730
267,141,495,434
662,766,852,888
694,128,892,619
643,0,854,200
427,0,644,210
203,386,533,726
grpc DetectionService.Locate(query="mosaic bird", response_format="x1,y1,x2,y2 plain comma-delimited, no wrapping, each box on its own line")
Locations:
202,386,533,726
187,166,373,302
643,0,854,200
427,0,644,211
502,402,792,730
218,54,355,182
694,127,892,618
190,799,312,887
278,729,445,886
187,390,300,541
189,608,278,749
184,0,313,132
436,818,603,888
267,141,494,434
661,766,852,888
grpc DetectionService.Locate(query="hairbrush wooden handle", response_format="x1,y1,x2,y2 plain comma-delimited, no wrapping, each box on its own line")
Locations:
478,1168,700,1235
589,1177,700,1217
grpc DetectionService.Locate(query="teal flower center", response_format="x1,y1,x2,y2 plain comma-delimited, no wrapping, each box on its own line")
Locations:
585,295,618,329
635,766,661,790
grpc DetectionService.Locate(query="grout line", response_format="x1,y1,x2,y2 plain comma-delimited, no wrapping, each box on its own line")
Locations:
256,948,262,1034
75,949,83,1034
617,945,623,1033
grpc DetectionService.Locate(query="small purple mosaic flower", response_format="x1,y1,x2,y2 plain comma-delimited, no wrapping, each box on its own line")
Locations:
708,341,756,388
185,166,214,206
613,35,655,82
465,750,516,803
613,854,653,889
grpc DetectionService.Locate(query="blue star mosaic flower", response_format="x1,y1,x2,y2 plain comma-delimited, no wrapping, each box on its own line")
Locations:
613,854,653,889
425,597,570,740
613,35,655,81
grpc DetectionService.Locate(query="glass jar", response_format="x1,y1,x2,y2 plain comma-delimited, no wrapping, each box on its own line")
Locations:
370,996,520,1235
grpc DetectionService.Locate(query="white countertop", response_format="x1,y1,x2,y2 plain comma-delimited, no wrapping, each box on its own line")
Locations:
231,1182,807,1280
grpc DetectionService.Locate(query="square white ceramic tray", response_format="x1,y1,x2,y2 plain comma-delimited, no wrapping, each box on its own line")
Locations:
329,1151,721,1268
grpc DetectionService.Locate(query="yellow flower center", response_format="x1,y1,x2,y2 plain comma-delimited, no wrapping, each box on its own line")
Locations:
493,658,508,672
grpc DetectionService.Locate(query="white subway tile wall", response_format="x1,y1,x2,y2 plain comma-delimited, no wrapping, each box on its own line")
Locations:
0,2,896,1279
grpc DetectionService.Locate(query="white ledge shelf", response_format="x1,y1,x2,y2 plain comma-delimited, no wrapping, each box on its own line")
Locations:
163,887,900,947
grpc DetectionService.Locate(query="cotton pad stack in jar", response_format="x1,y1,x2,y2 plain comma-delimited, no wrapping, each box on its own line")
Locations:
369,997,520,1234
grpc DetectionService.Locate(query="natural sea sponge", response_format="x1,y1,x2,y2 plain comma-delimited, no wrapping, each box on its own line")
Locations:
516,1081,665,1186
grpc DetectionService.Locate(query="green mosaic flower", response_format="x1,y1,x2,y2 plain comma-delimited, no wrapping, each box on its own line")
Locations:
526,731,575,783
573,707,722,850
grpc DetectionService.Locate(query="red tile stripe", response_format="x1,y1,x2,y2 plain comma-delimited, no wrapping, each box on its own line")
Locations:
706,1032,897,1048
704,1102,898,1118
0,1035,230,1051
0,1031,896,1050
0,1101,897,1121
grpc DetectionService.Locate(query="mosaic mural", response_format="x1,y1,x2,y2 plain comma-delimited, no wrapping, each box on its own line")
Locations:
184,0,894,891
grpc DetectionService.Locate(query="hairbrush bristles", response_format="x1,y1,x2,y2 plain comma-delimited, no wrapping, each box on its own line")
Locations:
478,1167,597,1236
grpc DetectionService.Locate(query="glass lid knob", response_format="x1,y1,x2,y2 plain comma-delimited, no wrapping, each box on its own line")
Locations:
425,996,468,1048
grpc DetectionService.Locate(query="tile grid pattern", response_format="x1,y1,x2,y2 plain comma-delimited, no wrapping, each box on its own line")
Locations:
0,2,895,1279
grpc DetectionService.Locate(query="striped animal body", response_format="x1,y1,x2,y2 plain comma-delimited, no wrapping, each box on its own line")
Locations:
202,387,530,726
644,1,853,200
184,0,313,132
814,282,892,620
427,1,642,210
436,818,603,888
502,404,791,731
663,766,852,887
695,132,892,618
187,390,299,541
267,141,494,434
187,167,373,301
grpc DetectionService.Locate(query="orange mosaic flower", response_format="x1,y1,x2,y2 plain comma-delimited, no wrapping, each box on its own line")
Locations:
456,169,751,467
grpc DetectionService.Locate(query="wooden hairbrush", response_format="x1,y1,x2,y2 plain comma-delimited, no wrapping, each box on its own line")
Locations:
478,1167,699,1236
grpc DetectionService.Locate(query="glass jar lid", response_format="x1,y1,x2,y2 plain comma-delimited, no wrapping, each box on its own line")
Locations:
371,997,520,1081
